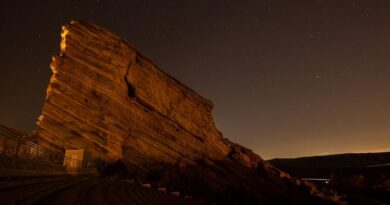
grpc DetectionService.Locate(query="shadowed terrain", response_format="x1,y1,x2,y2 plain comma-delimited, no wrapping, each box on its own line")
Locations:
269,152,390,204
0,175,206,205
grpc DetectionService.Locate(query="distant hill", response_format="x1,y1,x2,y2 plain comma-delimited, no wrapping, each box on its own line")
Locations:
268,152,390,178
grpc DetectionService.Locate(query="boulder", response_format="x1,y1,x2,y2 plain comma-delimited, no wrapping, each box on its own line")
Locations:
33,20,341,204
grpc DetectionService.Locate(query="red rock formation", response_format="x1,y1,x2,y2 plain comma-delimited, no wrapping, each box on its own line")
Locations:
34,20,342,204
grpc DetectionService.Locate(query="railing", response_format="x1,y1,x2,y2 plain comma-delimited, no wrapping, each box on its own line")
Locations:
0,133,94,172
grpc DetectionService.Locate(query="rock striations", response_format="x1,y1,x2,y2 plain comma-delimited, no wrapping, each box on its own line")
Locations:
34,21,342,204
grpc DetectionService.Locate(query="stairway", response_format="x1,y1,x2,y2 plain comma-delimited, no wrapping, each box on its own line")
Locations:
0,176,206,205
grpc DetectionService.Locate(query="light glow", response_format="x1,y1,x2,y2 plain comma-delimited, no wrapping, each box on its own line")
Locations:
60,26,69,53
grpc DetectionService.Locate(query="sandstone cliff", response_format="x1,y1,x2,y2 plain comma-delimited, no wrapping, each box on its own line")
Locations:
33,20,341,204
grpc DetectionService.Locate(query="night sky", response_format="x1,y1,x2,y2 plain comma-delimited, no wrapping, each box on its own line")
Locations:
1,1,390,159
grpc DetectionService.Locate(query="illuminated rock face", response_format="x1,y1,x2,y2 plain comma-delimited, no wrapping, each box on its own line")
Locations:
36,20,229,163
34,21,338,204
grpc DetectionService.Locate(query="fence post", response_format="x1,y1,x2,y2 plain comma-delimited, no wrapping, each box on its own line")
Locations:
15,138,21,157
36,143,39,158
2,137,7,155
